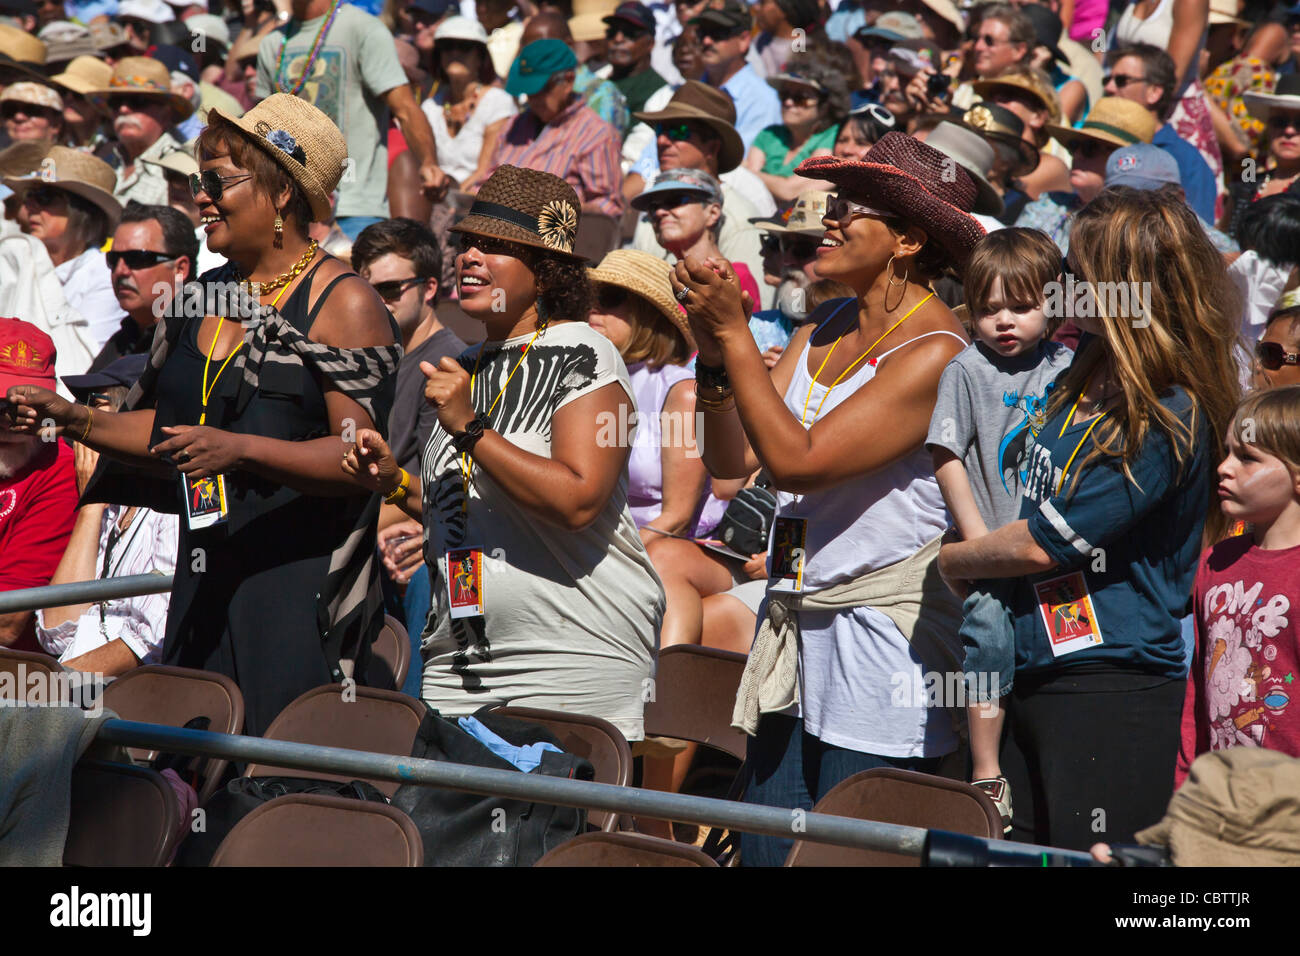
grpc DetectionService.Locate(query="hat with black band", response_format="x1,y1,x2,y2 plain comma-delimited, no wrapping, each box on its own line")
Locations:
450,164,585,261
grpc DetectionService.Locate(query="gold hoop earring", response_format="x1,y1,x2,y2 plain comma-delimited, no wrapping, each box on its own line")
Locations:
273,212,284,249
887,254,908,288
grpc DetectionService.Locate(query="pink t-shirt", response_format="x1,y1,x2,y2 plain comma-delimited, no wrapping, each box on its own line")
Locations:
1067,0,1107,44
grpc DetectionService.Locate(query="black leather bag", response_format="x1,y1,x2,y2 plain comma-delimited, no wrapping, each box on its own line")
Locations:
390,705,594,867
173,775,390,866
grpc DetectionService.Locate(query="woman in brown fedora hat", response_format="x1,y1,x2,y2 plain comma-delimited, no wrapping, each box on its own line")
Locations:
342,164,664,741
671,131,980,865
4,93,404,736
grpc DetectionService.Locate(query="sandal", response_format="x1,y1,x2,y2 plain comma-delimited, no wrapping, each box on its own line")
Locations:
972,777,1013,834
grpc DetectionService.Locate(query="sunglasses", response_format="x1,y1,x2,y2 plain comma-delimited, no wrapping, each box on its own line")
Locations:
1,102,59,121
760,234,821,258
1268,113,1300,132
1073,138,1112,159
697,23,743,43
656,121,699,142
1105,73,1147,89
189,169,252,202
1255,340,1300,370
106,249,178,270
779,88,820,106
438,39,482,54
642,191,707,213
606,23,651,40
457,233,531,258
114,93,163,112
597,285,629,310
371,276,428,302
972,33,1008,48
825,194,883,225
20,184,68,207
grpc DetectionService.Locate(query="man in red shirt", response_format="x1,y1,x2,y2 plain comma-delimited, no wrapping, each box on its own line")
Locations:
0,319,78,652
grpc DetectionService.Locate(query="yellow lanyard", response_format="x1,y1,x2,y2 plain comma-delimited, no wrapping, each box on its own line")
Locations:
800,292,934,426
458,324,546,511
1055,378,1109,494
198,281,293,426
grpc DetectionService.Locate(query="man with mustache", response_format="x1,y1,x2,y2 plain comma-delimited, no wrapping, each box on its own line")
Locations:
91,202,197,372
101,58,194,208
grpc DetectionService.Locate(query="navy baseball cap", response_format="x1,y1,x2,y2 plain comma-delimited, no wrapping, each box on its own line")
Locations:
151,43,198,80
62,353,149,397
603,1,655,34
409,0,454,17
506,38,578,97
1105,144,1181,190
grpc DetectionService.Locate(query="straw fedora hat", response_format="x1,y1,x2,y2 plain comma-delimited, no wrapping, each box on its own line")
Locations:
50,55,114,98
207,93,348,223
1244,74,1300,123
98,56,195,122
2,145,123,228
1136,749,1300,866
1045,96,1158,153
588,249,694,348
795,132,987,268
451,164,585,262
633,81,746,174
0,24,47,81
750,189,831,235
971,70,1063,127
0,82,64,115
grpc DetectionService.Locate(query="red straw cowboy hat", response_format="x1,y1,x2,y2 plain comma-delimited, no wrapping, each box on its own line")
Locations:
795,132,986,270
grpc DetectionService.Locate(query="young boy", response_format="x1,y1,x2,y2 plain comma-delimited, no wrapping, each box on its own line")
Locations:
1178,386,1300,786
925,228,1074,831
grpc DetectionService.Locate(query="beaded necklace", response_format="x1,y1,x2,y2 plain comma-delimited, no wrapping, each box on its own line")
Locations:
274,0,342,96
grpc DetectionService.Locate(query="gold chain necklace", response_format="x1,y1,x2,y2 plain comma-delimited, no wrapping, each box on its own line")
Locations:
239,239,320,298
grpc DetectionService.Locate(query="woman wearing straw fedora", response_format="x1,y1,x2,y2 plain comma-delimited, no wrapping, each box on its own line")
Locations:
3,145,125,352
671,132,980,865
342,165,664,742
4,93,403,736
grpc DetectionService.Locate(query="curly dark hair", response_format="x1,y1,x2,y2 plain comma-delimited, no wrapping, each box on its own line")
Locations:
782,50,852,135
531,255,593,323
882,215,954,281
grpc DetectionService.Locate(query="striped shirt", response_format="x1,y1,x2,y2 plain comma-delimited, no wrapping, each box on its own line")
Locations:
485,96,626,218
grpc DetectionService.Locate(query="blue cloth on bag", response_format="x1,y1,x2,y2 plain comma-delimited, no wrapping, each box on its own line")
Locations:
456,716,563,772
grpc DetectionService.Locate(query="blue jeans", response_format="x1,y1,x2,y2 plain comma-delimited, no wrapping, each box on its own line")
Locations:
739,714,941,867
960,583,1015,703
335,216,385,242
401,565,431,698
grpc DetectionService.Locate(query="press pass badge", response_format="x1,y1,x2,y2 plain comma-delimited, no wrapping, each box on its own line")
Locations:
446,547,484,619
183,473,229,530
1034,570,1105,657
768,516,808,593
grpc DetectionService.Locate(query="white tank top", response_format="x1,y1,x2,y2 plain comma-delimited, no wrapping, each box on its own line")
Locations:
1114,0,1204,92
774,300,962,591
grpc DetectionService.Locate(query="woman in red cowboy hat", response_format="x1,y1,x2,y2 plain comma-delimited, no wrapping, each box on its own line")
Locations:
671,131,984,865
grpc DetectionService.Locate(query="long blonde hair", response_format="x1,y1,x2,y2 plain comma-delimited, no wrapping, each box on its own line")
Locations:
1057,186,1242,543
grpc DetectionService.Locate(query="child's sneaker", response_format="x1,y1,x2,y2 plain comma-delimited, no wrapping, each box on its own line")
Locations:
972,777,1013,834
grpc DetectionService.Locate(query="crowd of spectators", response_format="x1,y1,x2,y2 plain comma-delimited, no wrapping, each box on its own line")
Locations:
3,0,1300,865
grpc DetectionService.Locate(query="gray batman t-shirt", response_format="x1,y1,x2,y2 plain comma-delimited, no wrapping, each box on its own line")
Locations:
925,339,1074,530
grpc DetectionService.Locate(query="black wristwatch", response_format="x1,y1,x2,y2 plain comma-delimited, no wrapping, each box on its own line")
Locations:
451,414,489,453
695,361,730,391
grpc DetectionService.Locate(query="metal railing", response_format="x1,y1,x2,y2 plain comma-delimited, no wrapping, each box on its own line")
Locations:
0,574,174,614
93,719,1098,866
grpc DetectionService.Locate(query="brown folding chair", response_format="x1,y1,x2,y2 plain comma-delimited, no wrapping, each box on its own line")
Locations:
64,759,180,866
244,684,426,797
0,647,63,702
100,665,244,804
491,705,632,833
784,767,1004,867
210,793,423,866
644,645,748,762
361,614,411,692
535,831,719,867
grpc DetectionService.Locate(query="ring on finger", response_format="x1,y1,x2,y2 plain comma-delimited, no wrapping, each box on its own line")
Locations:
675,287,691,302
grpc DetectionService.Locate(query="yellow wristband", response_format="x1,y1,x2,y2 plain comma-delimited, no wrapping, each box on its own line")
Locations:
79,405,94,443
383,467,411,504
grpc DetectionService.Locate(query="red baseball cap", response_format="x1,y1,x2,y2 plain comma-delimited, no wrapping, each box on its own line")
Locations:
0,317,57,396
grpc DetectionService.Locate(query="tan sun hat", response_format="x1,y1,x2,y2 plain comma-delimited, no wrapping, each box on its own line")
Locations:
2,145,123,228
50,55,115,98
1209,0,1248,26
588,248,694,348
1045,96,1158,153
207,93,348,223
1136,749,1300,867
0,24,47,81
750,189,830,236
142,145,199,179
0,82,64,114
98,56,195,122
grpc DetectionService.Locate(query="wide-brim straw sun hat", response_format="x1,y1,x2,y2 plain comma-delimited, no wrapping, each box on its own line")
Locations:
50,55,114,98
750,189,831,235
206,93,348,224
970,71,1063,126
0,23,47,81
0,82,64,114
1244,74,1300,122
97,56,195,122
1044,96,1158,153
589,248,695,349
451,164,585,262
795,132,986,269
2,144,123,228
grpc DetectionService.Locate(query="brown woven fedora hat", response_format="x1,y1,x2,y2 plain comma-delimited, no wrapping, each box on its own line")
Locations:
3,145,122,228
207,93,348,223
452,165,585,262
589,249,695,348
796,132,987,269
633,81,746,174
97,56,194,122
